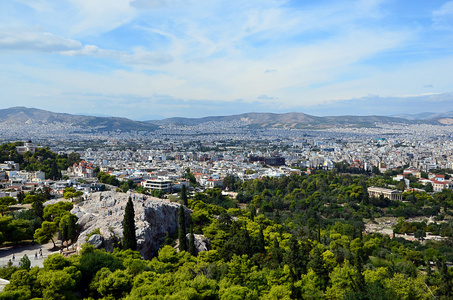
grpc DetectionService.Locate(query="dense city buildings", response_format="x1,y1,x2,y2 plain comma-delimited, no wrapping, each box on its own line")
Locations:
2,121,453,196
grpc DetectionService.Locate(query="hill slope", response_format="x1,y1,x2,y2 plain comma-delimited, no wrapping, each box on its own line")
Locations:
147,112,414,129
0,107,158,132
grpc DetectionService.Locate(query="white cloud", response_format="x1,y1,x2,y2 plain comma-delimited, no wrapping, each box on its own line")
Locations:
121,50,173,66
0,29,82,52
67,0,136,36
433,1,453,30
61,45,173,66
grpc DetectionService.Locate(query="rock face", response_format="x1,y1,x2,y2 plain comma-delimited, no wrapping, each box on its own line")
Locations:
72,191,190,259
87,234,104,249
174,234,211,255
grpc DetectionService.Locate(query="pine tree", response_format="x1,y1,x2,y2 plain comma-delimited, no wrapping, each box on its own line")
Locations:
188,225,196,256
256,226,265,253
178,205,187,252
123,197,137,250
180,185,188,206
308,246,329,290
269,238,284,269
68,214,77,243
284,235,307,281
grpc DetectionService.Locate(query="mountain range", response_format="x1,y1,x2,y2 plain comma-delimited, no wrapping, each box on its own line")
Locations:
1,107,453,132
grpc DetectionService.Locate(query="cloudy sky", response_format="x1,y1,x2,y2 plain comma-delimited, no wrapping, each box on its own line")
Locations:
1,0,453,120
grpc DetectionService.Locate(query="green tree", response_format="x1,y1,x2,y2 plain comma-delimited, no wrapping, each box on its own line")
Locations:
0,197,17,207
34,221,58,247
414,229,426,241
284,235,308,281
180,184,188,206
189,225,196,256
43,201,73,222
425,182,433,193
123,197,137,250
18,254,31,270
178,205,187,252
308,246,329,290
8,219,31,245
17,191,25,204
396,180,406,191
59,214,77,249
31,198,44,219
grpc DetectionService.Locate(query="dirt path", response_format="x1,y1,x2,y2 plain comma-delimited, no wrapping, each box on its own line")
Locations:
0,242,60,268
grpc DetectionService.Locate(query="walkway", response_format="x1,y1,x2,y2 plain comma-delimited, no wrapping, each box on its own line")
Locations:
0,242,60,268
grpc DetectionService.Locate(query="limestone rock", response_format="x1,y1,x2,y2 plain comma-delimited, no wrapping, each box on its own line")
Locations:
87,234,103,249
189,234,210,254
175,234,211,254
72,191,190,259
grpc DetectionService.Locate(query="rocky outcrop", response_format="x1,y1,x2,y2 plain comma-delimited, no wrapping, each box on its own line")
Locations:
72,191,190,259
87,234,104,249
175,234,210,255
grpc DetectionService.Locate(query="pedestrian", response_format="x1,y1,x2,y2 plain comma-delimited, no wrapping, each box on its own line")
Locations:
12,254,15,261
39,248,42,257
35,252,37,260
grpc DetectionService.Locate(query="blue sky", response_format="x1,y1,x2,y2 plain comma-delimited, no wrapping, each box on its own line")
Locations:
1,0,453,120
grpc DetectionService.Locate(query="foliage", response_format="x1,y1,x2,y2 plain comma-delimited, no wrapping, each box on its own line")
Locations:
19,254,31,270
123,197,137,251
2,171,453,299
0,143,80,179
178,205,187,252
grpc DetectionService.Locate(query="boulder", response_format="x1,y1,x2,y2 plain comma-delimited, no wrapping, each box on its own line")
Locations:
73,191,191,259
174,234,211,254
87,234,103,249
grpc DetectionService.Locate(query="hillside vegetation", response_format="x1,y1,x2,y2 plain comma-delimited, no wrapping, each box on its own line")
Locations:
1,170,453,299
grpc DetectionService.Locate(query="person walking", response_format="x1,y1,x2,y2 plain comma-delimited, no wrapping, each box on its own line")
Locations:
35,252,38,260
12,254,15,261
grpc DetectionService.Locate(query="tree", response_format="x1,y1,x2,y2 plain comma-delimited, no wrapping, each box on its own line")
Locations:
396,180,406,191
414,229,426,241
19,254,31,270
308,246,329,290
8,219,31,245
425,182,433,193
34,221,58,247
0,196,17,207
284,235,308,281
185,168,197,186
59,213,77,249
178,205,187,252
31,198,44,219
223,174,239,191
17,191,25,204
0,197,18,216
123,197,137,250
68,214,77,243
180,185,188,206
43,201,73,222
189,225,196,256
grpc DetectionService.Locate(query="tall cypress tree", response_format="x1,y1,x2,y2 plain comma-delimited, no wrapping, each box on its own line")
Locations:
188,225,196,256
178,205,187,252
123,197,137,250
180,185,188,206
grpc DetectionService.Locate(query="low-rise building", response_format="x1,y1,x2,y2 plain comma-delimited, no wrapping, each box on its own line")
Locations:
142,179,173,192
367,186,403,201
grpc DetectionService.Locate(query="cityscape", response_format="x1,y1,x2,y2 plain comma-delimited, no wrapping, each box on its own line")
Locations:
2,0,453,298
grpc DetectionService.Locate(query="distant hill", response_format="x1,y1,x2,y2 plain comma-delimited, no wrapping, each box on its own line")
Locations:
0,107,158,132
147,112,415,129
392,111,453,120
2,107,453,132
